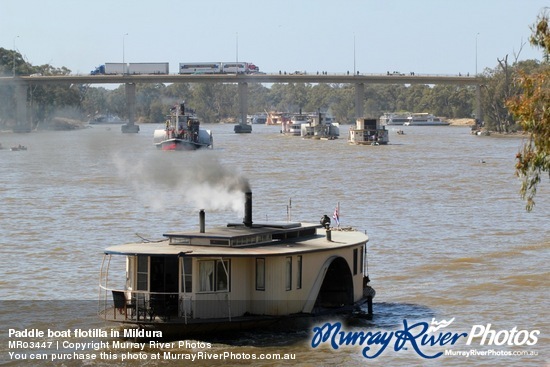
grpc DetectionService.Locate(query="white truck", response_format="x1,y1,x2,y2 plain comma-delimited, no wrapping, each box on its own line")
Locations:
178,62,260,74
127,62,169,75
91,62,169,75
90,63,127,75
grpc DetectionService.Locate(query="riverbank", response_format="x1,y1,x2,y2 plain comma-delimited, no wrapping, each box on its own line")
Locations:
0,117,88,132
447,118,475,126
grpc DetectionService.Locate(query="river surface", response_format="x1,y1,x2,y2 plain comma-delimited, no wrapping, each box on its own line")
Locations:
0,123,548,366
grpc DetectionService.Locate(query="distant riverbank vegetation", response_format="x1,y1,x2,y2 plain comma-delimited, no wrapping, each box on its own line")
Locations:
0,51,545,134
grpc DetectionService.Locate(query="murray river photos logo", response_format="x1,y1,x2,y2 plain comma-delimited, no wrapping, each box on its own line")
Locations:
310,318,540,359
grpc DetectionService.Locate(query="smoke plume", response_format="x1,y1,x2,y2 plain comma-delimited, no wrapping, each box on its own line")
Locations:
113,150,250,215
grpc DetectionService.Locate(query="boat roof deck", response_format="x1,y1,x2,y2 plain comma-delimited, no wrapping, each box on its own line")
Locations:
104,224,368,257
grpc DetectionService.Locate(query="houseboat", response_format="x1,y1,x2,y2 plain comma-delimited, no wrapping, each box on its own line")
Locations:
348,118,389,145
153,103,213,150
404,113,449,126
379,113,410,126
301,112,340,139
98,191,374,338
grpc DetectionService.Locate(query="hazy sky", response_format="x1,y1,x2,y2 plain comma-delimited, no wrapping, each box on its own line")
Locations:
1,0,548,76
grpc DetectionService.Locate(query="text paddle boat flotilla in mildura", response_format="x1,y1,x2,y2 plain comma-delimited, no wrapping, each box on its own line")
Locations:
98,190,375,339
153,102,213,151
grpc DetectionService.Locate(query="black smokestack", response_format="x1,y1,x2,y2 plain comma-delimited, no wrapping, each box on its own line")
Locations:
199,209,205,233
243,191,253,227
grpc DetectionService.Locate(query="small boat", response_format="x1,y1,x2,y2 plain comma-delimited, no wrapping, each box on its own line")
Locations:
348,118,389,145
98,191,374,338
234,122,252,134
121,123,140,133
404,113,450,126
247,113,267,124
153,102,213,150
10,144,27,151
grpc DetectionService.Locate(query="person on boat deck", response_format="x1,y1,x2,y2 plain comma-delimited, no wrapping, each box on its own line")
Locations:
321,214,331,229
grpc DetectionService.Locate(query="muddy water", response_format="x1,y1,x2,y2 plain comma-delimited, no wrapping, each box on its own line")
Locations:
0,123,548,366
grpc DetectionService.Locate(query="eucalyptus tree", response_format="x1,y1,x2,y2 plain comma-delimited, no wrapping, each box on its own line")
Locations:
190,83,219,124
106,85,128,120
404,84,431,113
247,83,270,114
305,84,333,113
135,83,165,122
330,84,355,124
506,10,550,211
81,87,110,119
27,64,81,126
164,83,192,101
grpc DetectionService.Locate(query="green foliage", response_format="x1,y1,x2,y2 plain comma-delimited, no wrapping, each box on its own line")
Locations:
506,10,550,211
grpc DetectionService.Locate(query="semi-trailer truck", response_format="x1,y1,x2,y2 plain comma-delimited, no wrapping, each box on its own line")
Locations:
90,62,169,75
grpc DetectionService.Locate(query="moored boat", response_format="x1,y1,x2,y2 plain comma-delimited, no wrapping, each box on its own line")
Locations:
98,191,374,338
153,102,213,150
380,113,410,126
404,113,449,126
348,118,389,145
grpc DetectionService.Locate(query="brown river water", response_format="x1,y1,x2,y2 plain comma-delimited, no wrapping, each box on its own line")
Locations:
0,123,548,366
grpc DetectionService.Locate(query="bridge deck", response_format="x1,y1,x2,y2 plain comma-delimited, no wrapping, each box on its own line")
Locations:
1,73,481,86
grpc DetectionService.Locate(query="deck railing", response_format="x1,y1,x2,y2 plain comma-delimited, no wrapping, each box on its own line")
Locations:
98,287,188,323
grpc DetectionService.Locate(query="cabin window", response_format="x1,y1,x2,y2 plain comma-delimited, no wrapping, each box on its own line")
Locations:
353,249,358,275
198,259,230,292
181,257,192,293
285,257,292,291
256,258,265,291
136,256,148,291
297,256,302,289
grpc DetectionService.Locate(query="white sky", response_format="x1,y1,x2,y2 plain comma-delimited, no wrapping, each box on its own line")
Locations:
1,0,548,76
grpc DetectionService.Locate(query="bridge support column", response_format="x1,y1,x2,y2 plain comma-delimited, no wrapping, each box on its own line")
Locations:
13,82,30,133
121,83,139,133
238,82,248,125
354,83,364,119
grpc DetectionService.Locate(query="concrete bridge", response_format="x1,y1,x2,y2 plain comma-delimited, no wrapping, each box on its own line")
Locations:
0,73,483,132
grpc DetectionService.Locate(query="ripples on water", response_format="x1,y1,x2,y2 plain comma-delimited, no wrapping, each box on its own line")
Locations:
0,124,548,366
